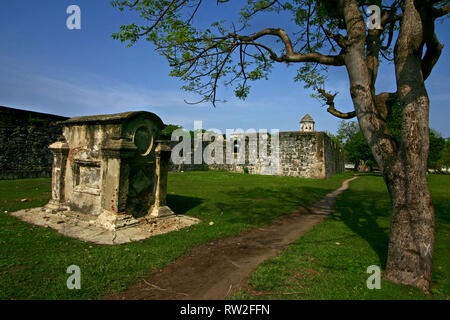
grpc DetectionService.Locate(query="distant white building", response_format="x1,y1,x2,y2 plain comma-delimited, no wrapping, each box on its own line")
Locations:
177,114,345,179
300,114,315,132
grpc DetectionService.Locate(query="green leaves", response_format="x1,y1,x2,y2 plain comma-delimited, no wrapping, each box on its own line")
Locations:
234,84,251,100
110,0,405,106
109,1,294,104
295,63,327,91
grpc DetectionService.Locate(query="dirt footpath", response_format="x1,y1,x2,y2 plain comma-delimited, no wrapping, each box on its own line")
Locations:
106,176,358,300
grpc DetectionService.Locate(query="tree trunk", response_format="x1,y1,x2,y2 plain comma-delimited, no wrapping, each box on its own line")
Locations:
340,0,435,291
382,0,435,292
384,164,434,291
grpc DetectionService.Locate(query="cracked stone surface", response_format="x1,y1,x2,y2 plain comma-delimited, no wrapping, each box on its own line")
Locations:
9,208,200,245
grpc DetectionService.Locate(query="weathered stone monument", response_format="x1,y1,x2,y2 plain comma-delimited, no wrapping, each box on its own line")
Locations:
10,111,200,244
46,111,175,230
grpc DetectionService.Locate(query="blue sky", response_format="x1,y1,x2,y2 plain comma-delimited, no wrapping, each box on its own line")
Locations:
0,1,449,136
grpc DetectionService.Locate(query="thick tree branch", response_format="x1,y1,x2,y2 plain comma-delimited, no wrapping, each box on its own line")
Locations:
415,1,445,80
432,4,450,17
374,92,398,120
322,28,347,49
381,0,402,26
228,28,345,66
318,89,357,119
422,33,443,80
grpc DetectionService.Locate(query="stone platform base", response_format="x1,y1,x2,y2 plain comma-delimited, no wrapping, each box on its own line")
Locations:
9,207,201,245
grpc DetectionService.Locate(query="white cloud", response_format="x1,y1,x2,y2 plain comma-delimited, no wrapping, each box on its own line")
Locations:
0,58,205,115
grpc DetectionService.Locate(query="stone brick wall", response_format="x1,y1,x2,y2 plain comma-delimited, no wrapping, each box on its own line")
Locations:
0,106,344,180
278,132,323,178
167,131,345,179
0,106,68,180
323,134,345,178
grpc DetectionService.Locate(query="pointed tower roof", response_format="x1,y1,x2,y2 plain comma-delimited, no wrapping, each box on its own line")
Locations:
300,114,314,123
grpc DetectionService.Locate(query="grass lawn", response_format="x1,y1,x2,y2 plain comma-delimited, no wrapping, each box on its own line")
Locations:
0,171,350,299
232,174,450,300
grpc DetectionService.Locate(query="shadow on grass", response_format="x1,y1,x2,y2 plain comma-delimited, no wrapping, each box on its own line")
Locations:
217,186,337,226
330,189,391,268
166,194,204,215
434,199,450,224
353,172,383,177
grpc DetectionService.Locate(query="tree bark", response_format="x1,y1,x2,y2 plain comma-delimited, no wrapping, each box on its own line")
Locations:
383,0,435,292
340,0,435,291
384,167,434,291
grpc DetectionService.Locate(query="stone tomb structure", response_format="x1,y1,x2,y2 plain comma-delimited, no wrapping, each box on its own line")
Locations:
11,111,200,244
47,111,177,229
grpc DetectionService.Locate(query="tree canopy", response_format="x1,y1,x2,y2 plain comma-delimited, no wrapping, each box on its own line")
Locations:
112,0,449,107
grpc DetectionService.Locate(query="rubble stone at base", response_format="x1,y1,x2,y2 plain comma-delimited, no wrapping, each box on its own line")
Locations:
10,207,200,245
